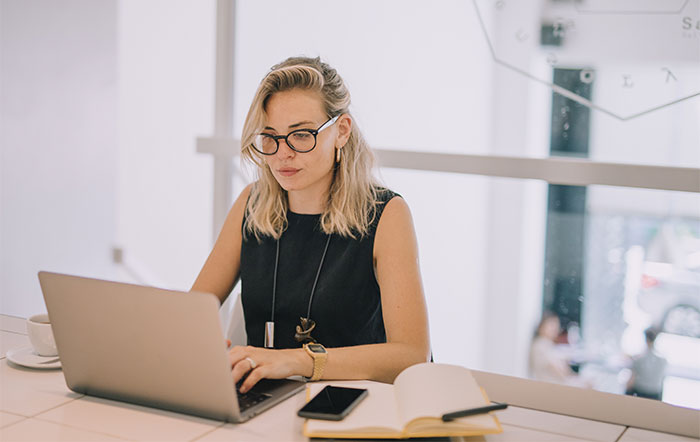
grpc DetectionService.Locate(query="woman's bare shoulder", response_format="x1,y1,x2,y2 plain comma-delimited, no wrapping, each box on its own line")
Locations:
377,195,411,230
374,195,416,256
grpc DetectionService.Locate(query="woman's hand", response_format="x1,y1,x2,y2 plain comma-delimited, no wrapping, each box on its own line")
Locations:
228,345,311,393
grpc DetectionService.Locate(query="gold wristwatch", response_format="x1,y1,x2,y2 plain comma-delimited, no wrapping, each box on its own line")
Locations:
303,343,327,381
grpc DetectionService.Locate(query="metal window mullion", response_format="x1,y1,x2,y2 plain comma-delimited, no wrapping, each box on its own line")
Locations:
210,0,236,242
195,137,700,193
373,149,700,193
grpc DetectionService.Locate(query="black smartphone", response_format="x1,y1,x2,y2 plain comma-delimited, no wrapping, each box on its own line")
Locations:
297,385,369,421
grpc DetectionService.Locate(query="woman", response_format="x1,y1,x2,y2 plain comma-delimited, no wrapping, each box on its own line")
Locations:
192,56,430,393
529,312,588,387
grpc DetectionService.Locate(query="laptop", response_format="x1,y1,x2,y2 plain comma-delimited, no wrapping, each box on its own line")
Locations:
37,271,305,422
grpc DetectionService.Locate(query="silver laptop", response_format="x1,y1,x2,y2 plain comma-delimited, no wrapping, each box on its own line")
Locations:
37,271,305,422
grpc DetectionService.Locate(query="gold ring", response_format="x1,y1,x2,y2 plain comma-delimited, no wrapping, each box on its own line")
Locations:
245,357,257,369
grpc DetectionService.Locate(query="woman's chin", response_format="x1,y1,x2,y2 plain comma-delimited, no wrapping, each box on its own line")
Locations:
274,177,300,192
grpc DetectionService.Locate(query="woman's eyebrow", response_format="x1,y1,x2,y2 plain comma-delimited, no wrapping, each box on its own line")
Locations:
288,120,315,129
264,120,316,131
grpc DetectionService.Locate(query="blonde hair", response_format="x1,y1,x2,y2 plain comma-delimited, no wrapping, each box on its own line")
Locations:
241,56,379,240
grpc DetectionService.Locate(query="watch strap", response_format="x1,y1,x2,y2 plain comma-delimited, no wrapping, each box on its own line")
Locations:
304,343,327,381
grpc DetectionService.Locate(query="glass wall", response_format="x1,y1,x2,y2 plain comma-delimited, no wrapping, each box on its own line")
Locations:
582,185,700,407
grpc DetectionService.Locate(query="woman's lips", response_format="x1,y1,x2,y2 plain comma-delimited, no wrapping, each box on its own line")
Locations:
277,168,300,177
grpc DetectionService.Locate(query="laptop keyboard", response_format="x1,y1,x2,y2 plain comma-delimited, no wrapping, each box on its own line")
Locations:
236,388,272,412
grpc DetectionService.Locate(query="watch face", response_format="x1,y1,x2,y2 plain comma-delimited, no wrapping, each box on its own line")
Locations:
308,344,326,354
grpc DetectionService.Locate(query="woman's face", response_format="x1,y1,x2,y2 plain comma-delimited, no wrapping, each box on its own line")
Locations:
541,316,561,340
261,88,350,200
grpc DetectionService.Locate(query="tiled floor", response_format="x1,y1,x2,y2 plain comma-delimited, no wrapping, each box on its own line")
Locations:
0,418,127,441
0,360,80,417
36,396,223,442
0,332,30,359
0,411,26,429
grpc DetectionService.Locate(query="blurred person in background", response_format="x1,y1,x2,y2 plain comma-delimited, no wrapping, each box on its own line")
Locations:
626,327,667,400
529,312,590,387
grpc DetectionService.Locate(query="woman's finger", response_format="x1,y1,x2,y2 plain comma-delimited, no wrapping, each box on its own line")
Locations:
227,345,251,366
239,365,266,393
231,357,255,385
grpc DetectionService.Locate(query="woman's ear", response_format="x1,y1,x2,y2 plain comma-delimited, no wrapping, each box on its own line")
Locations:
335,114,352,147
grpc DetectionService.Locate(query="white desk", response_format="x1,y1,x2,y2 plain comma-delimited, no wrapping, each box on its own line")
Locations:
1,315,697,442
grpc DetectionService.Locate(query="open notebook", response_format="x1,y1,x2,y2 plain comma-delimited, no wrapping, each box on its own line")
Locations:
303,362,503,439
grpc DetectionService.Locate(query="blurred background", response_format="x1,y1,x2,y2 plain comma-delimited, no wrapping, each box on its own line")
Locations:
2,0,699,410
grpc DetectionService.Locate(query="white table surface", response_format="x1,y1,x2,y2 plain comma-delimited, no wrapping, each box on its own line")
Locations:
0,315,695,442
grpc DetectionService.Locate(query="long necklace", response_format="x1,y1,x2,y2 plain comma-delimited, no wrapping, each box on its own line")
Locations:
265,234,332,348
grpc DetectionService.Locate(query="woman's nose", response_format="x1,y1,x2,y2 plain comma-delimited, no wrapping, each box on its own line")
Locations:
276,139,296,157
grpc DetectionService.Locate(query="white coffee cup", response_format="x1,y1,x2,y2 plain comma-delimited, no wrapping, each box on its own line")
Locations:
26,314,58,357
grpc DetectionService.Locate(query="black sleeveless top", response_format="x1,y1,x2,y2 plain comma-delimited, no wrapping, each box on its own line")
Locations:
240,188,399,349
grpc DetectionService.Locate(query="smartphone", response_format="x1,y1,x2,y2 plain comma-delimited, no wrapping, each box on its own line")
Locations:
297,385,369,421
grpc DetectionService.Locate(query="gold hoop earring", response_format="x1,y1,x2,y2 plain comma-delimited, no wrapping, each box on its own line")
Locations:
335,147,342,163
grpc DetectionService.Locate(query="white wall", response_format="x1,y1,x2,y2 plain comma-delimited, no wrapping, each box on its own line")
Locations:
0,0,216,319
116,0,215,291
0,0,118,317
233,0,494,155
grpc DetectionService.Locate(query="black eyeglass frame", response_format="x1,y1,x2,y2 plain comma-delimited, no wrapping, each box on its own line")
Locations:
251,115,340,155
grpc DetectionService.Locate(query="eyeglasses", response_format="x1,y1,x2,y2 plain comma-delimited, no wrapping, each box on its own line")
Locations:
251,115,339,155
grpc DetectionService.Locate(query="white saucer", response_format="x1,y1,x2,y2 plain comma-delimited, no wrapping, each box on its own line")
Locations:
6,347,61,369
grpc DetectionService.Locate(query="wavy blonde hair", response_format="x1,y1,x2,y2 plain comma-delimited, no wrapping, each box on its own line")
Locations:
241,56,379,240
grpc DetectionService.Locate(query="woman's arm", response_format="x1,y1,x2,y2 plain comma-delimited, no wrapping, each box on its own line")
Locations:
191,184,253,303
232,196,431,392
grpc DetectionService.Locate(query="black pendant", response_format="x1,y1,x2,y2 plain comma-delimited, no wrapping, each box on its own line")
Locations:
294,317,317,344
